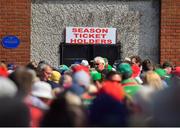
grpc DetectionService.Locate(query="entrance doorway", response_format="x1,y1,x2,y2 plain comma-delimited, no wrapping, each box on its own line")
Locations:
59,43,121,66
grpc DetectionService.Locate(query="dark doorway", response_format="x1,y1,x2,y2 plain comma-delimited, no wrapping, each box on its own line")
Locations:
60,43,121,66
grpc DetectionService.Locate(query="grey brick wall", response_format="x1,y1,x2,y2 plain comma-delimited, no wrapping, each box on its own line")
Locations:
31,0,160,67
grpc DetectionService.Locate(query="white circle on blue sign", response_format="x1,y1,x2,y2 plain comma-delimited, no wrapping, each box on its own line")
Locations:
2,36,20,49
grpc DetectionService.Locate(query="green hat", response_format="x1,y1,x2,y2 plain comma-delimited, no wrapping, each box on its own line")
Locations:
107,64,113,71
154,68,167,77
117,63,132,75
123,86,141,97
91,71,102,81
58,65,69,73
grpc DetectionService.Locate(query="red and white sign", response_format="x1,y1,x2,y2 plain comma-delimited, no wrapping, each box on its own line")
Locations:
66,27,116,44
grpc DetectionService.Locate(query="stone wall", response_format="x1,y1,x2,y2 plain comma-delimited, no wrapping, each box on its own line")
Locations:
31,0,160,67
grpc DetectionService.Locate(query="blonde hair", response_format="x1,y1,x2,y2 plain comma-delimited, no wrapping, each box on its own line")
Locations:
144,71,163,90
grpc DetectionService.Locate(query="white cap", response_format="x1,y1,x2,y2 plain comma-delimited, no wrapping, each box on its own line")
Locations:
81,60,89,66
32,81,54,99
0,77,17,97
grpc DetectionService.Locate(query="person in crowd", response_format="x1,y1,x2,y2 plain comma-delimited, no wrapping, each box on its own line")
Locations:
106,71,122,83
130,55,142,67
59,73,73,90
117,63,141,97
89,81,129,126
143,71,164,90
81,59,90,69
26,61,38,71
154,68,169,88
41,91,87,127
58,64,70,75
91,70,102,91
49,70,61,89
130,71,164,125
9,67,34,98
131,64,143,84
27,81,54,127
141,59,154,81
37,63,52,82
162,61,173,85
93,56,106,73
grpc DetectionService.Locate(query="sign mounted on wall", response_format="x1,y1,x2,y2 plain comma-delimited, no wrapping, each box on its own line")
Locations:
1,35,20,49
66,27,116,44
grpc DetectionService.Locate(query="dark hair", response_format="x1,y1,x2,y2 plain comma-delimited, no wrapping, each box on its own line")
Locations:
121,72,132,80
41,92,87,127
106,71,121,81
9,68,33,98
142,59,154,72
89,93,129,126
130,56,142,65
162,61,172,69
26,61,37,71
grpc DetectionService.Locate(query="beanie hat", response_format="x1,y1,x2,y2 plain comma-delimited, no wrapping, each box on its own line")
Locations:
154,68,167,77
32,81,54,99
72,65,90,75
58,65,69,73
117,63,132,75
0,77,17,97
91,71,102,81
100,81,125,101
50,71,61,84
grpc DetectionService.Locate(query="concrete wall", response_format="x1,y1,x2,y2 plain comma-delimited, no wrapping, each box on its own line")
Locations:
31,0,160,67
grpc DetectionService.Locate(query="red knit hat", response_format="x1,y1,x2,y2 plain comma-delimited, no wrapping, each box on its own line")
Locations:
99,81,125,101
71,65,90,75
131,64,141,78
0,67,8,77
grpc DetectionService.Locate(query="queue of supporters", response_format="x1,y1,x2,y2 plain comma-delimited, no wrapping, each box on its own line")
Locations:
0,56,180,127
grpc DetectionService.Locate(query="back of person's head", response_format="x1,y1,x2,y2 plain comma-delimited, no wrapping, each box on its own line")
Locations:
142,59,154,71
117,63,132,80
106,71,121,82
26,61,38,70
89,92,129,126
9,67,33,98
0,97,30,126
143,71,163,90
41,91,87,127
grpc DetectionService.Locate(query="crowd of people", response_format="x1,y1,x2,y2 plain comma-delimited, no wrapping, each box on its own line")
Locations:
0,56,180,127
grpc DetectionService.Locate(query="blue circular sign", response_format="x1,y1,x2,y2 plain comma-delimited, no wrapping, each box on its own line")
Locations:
2,35,20,49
